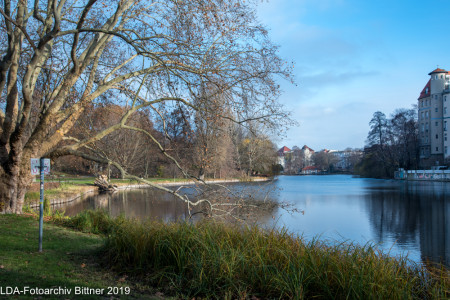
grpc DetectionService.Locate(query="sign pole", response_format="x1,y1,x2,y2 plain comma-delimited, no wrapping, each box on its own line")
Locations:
38,157,44,252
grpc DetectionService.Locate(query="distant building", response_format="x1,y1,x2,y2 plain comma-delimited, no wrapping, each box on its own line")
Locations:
302,145,314,167
333,149,363,171
301,166,320,175
277,146,291,168
418,67,450,167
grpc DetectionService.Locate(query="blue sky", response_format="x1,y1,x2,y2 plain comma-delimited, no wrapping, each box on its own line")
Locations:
256,0,450,151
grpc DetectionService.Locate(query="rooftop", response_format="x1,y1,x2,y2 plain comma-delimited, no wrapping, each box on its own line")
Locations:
277,146,291,154
428,67,448,75
302,145,314,152
418,79,431,99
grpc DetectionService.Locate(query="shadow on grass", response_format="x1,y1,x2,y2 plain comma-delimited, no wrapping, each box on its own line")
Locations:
0,215,157,299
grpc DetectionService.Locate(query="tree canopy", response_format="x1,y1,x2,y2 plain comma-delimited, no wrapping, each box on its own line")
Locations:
0,0,293,213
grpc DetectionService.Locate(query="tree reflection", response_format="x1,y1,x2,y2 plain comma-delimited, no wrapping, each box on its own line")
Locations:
366,182,449,267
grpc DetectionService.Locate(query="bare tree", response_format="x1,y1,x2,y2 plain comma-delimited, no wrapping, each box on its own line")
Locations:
389,108,419,170
0,0,292,213
357,108,418,178
284,145,304,174
240,134,277,176
313,151,338,172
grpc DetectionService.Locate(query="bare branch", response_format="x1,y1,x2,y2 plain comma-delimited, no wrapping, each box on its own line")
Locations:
0,7,37,51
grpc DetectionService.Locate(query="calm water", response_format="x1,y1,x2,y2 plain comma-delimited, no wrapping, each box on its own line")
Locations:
57,175,450,267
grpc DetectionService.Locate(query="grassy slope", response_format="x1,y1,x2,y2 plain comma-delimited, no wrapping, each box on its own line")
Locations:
0,215,160,299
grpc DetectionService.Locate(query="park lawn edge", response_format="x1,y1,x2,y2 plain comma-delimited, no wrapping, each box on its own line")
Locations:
0,214,164,299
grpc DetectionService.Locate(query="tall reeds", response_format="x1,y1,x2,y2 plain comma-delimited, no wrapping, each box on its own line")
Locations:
70,211,449,299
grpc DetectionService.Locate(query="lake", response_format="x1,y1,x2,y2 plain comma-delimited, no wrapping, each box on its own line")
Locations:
57,175,450,267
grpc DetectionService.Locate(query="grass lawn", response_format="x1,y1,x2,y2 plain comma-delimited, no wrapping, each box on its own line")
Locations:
0,214,162,299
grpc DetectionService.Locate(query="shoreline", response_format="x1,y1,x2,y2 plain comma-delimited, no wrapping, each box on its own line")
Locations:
29,177,272,208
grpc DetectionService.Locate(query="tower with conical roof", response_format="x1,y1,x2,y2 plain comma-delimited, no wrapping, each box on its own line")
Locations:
418,67,450,166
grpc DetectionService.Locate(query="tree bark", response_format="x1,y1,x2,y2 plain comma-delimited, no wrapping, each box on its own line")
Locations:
0,159,33,214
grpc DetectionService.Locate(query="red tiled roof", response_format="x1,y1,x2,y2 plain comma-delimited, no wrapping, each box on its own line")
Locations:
278,146,291,153
302,166,319,171
428,68,448,75
418,79,431,99
302,145,314,152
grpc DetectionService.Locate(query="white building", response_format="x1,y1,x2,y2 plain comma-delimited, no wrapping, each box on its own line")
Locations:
418,67,450,166
277,146,291,168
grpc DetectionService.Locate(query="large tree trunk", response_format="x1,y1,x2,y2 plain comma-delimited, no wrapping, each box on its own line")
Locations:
1,145,35,214
0,171,17,213
0,165,32,214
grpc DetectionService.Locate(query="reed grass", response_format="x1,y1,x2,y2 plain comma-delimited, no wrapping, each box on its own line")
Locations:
64,209,117,234
68,210,449,299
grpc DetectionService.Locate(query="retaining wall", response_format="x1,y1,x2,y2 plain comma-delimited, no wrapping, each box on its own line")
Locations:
405,170,450,181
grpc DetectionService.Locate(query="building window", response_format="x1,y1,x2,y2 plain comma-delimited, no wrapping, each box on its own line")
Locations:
426,111,429,118
426,87,429,94
441,75,444,79
435,107,438,112
436,134,439,139
436,147,439,151
445,121,448,131
445,96,447,102
436,121,439,126
435,75,438,80
445,107,448,114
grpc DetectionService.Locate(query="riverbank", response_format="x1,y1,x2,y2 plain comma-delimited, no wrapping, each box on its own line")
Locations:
1,212,447,299
26,176,271,209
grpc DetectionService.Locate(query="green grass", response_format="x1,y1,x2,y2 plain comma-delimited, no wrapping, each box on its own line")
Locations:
68,211,448,299
0,214,160,299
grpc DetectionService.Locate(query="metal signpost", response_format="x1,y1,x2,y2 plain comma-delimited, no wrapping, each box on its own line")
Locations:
31,158,50,252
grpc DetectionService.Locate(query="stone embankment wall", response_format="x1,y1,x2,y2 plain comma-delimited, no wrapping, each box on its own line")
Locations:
399,170,450,181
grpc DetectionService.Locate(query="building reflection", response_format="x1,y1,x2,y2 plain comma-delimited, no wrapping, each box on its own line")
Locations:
366,181,449,267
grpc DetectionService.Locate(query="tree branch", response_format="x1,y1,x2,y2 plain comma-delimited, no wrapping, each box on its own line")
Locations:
0,7,37,51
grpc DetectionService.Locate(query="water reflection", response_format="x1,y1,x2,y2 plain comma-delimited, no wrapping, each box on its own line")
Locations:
56,176,449,267
59,188,192,221
365,181,449,267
